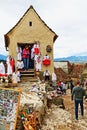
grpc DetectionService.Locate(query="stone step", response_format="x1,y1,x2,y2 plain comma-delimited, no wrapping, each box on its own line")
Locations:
21,73,35,77
21,77,38,82
20,69,35,77
20,70,34,73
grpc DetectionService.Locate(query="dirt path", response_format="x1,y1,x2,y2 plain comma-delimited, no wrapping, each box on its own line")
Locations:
16,81,87,130
41,89,87,130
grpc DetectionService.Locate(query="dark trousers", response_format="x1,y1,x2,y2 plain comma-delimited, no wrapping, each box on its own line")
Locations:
45,76,50,81
29,59,34,68
75,99,84,119
23,58,29,70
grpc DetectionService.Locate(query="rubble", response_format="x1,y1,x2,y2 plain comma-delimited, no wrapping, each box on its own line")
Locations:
41,105,72,130
41,89,87,130
1,78,87,130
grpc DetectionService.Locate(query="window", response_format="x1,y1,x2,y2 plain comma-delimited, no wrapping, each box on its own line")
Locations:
29,21,32,26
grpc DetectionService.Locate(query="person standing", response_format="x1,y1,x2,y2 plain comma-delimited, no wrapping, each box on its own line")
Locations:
22,45,30,71
70,80,74,94
43,70,50,81
71,81,86,120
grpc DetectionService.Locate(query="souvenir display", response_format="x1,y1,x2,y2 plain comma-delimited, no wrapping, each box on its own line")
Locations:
0,62,5,74
6,56,13,75
0,88,20,130
33,43,40,55
43,55,51,66
35,55,42,71
16,46,22,61
20,104,36,130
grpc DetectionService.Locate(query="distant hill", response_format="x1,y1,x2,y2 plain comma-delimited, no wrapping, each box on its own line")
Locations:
54,56,87,63
1,54,87,63
0,54,7,61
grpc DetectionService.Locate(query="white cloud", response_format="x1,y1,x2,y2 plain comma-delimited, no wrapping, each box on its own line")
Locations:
0,0,87,58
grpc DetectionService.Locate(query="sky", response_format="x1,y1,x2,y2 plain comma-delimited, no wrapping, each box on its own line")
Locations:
0,0,87,58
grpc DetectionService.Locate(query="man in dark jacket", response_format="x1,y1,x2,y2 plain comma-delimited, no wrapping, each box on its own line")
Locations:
71,81,86,120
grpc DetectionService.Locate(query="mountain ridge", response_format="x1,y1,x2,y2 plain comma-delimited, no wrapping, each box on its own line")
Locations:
0,54,7,61
0,54,87,63
54,55,87,63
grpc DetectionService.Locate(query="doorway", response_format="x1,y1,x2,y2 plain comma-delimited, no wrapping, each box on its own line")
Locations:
17,43,34,70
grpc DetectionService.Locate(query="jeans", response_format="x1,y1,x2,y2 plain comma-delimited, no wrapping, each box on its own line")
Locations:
75,99,84,119
23,58,29,70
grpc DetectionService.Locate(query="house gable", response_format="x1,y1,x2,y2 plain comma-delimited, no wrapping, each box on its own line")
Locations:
4,5,58,50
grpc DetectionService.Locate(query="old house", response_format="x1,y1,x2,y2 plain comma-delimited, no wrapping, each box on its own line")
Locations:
4,5,58,76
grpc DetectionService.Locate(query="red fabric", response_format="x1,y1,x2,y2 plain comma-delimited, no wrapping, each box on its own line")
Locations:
22,48,30,58
43,59,50,66
34,48,39,55
58,81,61,87
0,73,8,77
10,58,15,72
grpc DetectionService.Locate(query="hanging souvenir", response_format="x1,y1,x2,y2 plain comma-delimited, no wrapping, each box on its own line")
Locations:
33,43,40,55
43,54,51,66
46,45,52,52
